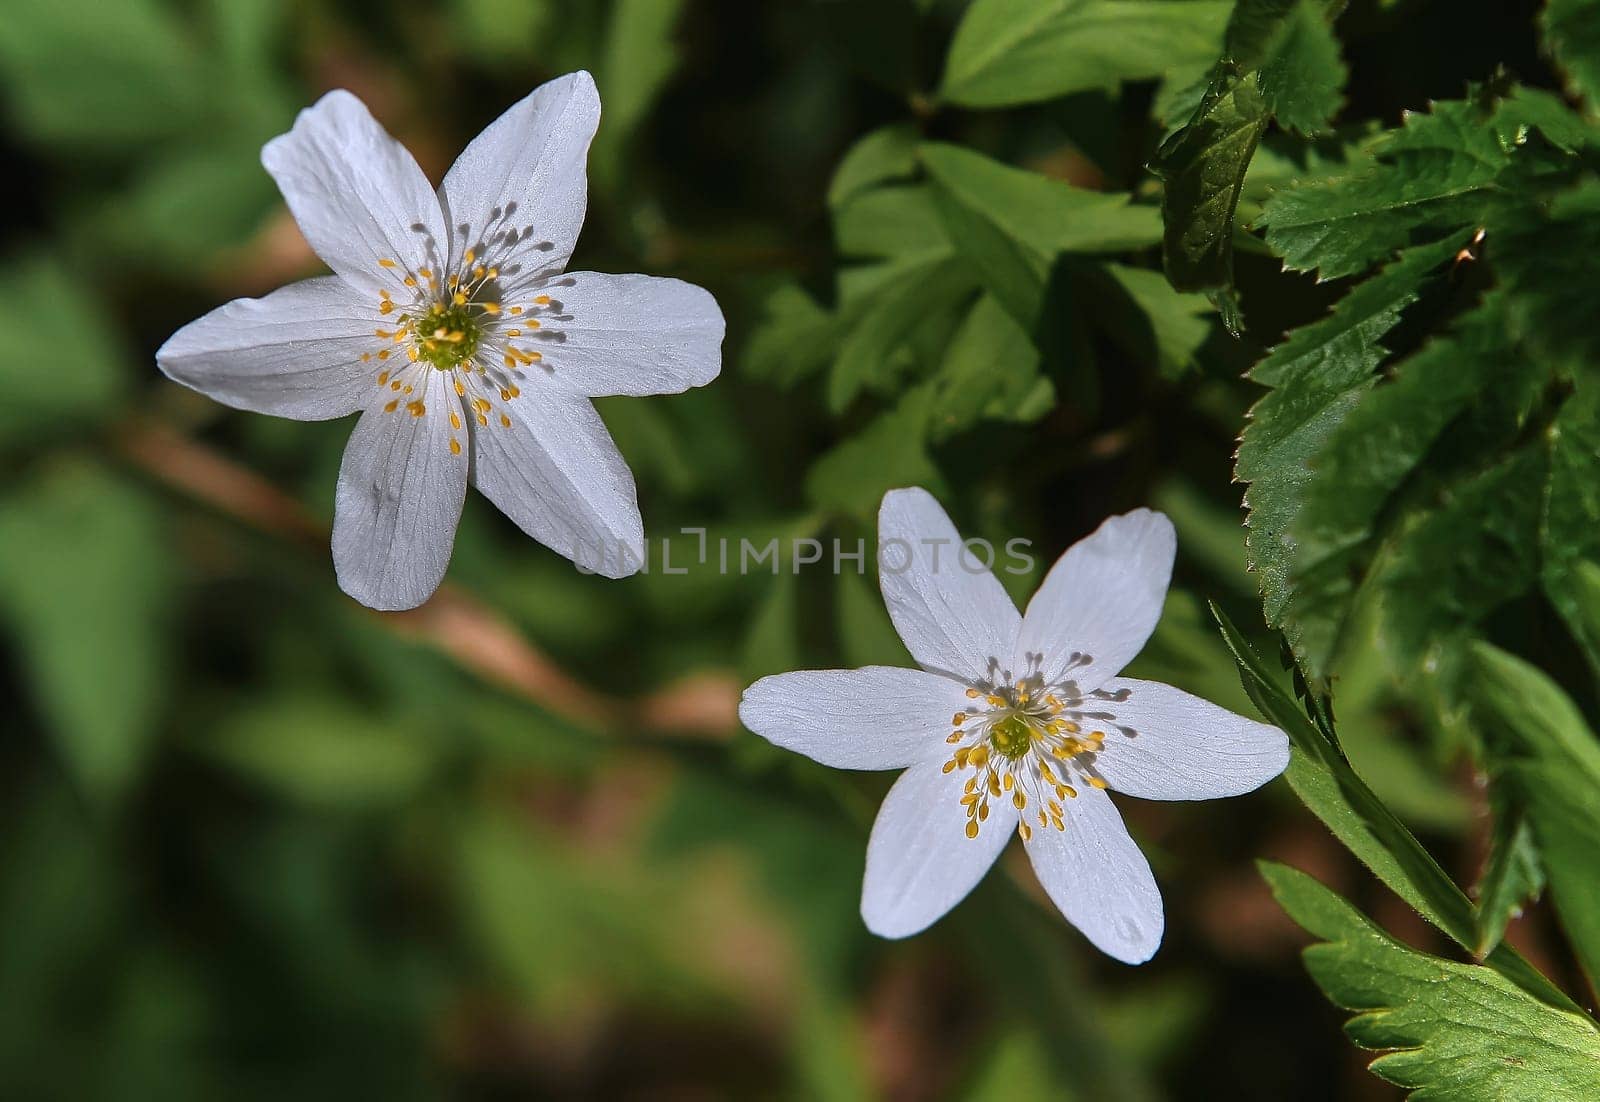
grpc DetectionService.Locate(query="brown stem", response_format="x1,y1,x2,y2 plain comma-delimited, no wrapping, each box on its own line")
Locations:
113,417,740,741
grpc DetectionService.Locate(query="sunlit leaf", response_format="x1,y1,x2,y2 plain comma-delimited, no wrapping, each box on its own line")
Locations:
1264,861,1600,1100
940,0,1230,108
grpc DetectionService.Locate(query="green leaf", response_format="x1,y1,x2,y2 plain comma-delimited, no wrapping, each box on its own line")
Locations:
742,569,801,681
1263,861,1600,1100
1224,0,1347,135
1255,95,1558,280
922,295,1054,441
834,568,908,669
1236,235,1464,650
198,696,440,809
940,0,1231,108
743,282,838,388
1212,606,1576,1011
0,0,204,148
0,255,128,447
921,142,1160,326
1153,62,1269,298
1473,804,1543,958
828,124,919,210
1544,0,1600,110
590,0,688,190
833,184,950,262
1100,263,1213,377
828,254,978,411
806,391,941,519
1470,644,1600,989
0,464,173,804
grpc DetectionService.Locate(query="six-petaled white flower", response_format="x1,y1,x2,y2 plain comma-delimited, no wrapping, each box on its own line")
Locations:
157,72,725,609
739,488,1289,963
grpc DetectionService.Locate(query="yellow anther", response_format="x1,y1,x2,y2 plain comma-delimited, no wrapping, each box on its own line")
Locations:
1019,822,1032,841
506,329,522,338
476,413,488,426
987,695,1006,707
965,688,979,699
453,292,467,306
379,301,394,315
454,378,466,397
383,399,398,413
978,802,990,822
481,302,500,315
377,371,389,385
946,732,962,744
377,349,391,361
1002,773,1014,791
449,411,462,430
965,821,979,839
987,774,1001,797
1087,777,1107,790
510,305,523,315
378,258,396,268
464,248,476,265
1062,784,1078,799
526,319,541,329
361,352,373,363
952,712,966,725
942,759,958,775
1012,791,1026,809
407,400,425,417
499,413,511,428
390,380,401,391
404,277,417,287
418,268,433,279
449,438,461,456
535,294,551,305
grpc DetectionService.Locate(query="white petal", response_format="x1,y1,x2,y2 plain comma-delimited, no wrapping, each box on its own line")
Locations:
262,90,447,298
157,277,381,420
861,758,1018,938
437,71,599,278
739,667,973,770
469,391,643,578
532,273,724,397
1014,509,1175,694
877,488,1021,683
1089,678,1289,801
332,370,467,610
1022,784,1163,964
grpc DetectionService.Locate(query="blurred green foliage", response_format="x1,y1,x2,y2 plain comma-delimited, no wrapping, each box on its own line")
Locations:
3,0,1600,1098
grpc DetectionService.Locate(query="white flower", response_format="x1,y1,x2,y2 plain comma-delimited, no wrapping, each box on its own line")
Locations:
738,488,1289,963
157,73,724,609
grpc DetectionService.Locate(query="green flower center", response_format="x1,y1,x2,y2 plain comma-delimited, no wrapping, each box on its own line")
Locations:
407,302,483,369
989,715,1035,761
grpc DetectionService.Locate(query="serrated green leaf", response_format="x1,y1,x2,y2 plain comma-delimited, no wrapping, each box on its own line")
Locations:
1255,96,1550,279
1473,803,1543,958
940,0,1230,108
1470,644,1600,989
1263,861,1600,1101
1225,0,1348,135
1237,236,1464,647
1544,0,1600,110
1212,606,1575,1010
1153,62,1269,297
921,142,1159,326
0,464,173,804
